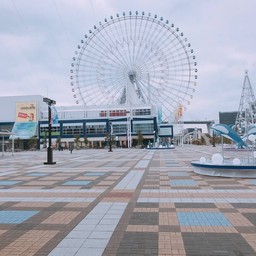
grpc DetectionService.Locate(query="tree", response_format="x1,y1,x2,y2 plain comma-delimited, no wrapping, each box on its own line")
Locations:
84,137,89,148
28,136,37,150
137,130,144,148
42,132,47,148
56,137,62,150
74,135,81,149
15,137,22,150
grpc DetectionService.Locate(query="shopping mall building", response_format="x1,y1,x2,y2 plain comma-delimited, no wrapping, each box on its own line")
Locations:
0,95,174,150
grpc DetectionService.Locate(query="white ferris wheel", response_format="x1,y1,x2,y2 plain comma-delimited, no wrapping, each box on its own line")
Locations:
70,11,197,122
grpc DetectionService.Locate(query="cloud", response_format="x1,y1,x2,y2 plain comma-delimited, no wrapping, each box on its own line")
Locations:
1,0,256,123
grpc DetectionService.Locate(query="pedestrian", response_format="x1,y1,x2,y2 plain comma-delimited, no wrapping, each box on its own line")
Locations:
69,144,73,154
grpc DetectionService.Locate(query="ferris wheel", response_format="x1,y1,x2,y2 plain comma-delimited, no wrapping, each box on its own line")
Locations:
70,11,197,121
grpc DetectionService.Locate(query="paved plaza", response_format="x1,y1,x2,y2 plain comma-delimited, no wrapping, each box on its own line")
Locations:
0,146,256,255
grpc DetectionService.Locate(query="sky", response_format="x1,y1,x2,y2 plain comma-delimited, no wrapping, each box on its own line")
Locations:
1,0,256,122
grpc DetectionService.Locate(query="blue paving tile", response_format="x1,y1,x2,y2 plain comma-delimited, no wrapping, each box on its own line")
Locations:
0,210,39,224
170,180,197,186
85,172,106,176
63,181,91,186
168,172,188,177
177,212,231,227
0,181,21,185
27,173,48,177
249,180,256,185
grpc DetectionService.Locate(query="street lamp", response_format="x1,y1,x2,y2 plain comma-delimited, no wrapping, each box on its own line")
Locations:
108,121,113,152
43,97,56,165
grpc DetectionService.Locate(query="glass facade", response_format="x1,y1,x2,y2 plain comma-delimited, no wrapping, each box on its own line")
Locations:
38,117,157,141
63,125,83,135
86,125,106,135
133,109,151,116
112,124,127,134
40,126,60,136
133,123,154,134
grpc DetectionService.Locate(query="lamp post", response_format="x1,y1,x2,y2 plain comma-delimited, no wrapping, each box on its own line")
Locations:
108,121,113,152
43,97,56,165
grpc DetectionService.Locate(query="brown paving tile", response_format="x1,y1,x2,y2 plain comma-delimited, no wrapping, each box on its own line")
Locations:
38,177,67,181
133,208,159,212
92,185,109,189
23,181,58,186
177,208,219,212
12,202,54,208
105,176,121,181
75,176,97,180
0,230,59,255
180,226,238,233
126,225,159,232
10,186,45,189
10,177,35,181
64,202,90,208
42,211,80,224
0,230,8,236
158,232,186,256
159,212,179,226
107,191,133,198
239,209,256,213
224,212,254,227
159,203,176,209
241,233,256,251
102,197,131,202
97,181,115,186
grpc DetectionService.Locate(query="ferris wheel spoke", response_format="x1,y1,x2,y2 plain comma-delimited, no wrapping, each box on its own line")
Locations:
88,31,129,69
100,17,132,67
122,16,134,66
163,84,193,101
134,18,169,65
105,22,133,69
134,79,150,103
131,15,139,64
133,17,152,65
148,34,190,65
84,34,129,69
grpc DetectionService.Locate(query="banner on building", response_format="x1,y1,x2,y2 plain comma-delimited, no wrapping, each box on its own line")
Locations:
50,105,59,124
10,122,37,139
16,102,37,122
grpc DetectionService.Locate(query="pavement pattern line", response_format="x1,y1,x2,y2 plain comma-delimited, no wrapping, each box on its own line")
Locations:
49,202,128,256
1,147,256,255
113,170,144,190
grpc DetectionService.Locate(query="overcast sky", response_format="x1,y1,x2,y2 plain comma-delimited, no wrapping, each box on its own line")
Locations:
1,0,256,122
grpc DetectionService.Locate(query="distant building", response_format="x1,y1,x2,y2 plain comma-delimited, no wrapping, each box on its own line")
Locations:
0,95,169,149
174,120,214,135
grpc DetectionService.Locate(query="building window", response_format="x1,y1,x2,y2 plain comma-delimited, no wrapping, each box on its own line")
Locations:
86,125,106,135
112,124,127,134
133,109,151,116
133,123,154,134
40,126,60,136
63,125,83,135
109,110,126,116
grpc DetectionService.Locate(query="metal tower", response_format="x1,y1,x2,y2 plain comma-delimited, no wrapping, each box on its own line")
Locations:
235,71,256,135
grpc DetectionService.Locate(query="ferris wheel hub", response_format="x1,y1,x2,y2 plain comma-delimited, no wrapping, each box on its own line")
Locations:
128,70,137,83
